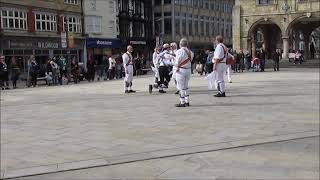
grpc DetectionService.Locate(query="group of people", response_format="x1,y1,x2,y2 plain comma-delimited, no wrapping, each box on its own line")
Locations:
124,35,231,107
0,55,19,90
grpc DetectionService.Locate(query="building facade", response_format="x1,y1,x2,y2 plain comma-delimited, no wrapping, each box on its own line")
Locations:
154,0,234,51
117,0,154,59
82,0,121,69
0,0,85,73
233,0,320,59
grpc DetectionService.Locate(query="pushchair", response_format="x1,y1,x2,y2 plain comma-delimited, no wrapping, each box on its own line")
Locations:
251,57,260,72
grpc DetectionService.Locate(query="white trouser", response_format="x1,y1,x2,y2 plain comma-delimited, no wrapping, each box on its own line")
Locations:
151,66,159,84
124,65,133,90
216,63,226,93
226,64,232,82
176,68,191,104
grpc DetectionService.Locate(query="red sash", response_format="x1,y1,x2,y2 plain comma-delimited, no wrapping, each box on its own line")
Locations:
177,48,192,69
125,53,133,66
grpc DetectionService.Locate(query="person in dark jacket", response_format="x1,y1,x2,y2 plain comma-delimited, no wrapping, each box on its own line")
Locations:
0,55,10,90
11,57,21,89
29,56,39,87
71,56,80,84
259,49,266,72
272,49,281,71
238,50,245,72
244,50,252,71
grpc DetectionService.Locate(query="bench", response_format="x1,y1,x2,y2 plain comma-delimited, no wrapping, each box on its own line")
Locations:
37,77,47,85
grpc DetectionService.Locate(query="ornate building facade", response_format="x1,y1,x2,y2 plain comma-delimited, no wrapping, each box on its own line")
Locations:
233,0,320,59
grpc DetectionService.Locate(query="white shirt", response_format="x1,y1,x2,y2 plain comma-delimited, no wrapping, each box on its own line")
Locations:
152,52,159,67
158,50,173,66
213,43,227,63
108,57,116,69
122,52,133,69
174,47,194,69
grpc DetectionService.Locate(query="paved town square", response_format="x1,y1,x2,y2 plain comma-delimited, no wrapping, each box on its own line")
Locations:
1,68,319,179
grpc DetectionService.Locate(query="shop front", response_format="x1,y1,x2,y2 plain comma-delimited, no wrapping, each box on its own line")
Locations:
85,38,122,66
0,36,84,74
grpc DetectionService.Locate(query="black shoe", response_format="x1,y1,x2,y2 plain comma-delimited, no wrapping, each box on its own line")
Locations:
174,90,180,95
149,84,153,94
175,103,185,107
129,90,136,93
185,103,190,107
214,92,226,97
125,90,129,94
159,90,166,93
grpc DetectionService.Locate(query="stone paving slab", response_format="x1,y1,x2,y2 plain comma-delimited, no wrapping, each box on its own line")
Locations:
13,136,320,180
1,68,319,178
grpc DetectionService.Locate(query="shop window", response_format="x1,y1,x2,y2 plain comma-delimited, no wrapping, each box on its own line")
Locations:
1,9,27,30
3,50,13,55
64,16,81,33
53,50,61,55
70,50,77,54
35,13,57,31
35,50,42,55
64,0,80,5
14,50,23,55
24,50,33,55
62,50,69,54
42,50,49,54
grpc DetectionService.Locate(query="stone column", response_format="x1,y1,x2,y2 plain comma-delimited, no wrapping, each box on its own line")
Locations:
282,36,289,59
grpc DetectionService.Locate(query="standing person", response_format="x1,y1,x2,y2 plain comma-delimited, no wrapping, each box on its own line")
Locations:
122,45,136,93
87,55,96,82
238,50,245,72
29,56,39,87
149,46,161,93
157,43,173,93
213,35,227,97
108,55,116,80
134,53,142,76
170,42,179,94
174,38,194,107
11,56,20,89
115,54,123,79
310,42,315,59
58,55,70,84
233,50,239,73
260,49,266,72
205,49,214,74
71,57,80,83
46,59,53,86
0,56,10,90
103,55,109,80
272,49,281,71
244,50,251,71
50,58,59,85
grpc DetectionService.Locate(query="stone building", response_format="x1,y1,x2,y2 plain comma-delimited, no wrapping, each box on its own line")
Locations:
0,0,85,73
154,0,234,51
233,0,320,59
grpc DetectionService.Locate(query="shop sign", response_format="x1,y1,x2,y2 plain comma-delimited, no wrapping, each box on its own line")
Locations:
61,32,67,48
68,32,74,48
130,41,146,45
86,38,121,48
37,42,59,49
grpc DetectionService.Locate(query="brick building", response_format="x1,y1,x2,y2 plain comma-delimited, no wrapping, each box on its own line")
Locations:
0,0,85,73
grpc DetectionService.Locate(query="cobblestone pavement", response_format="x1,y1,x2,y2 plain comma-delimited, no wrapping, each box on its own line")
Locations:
14,136,319,180
1,68,319,179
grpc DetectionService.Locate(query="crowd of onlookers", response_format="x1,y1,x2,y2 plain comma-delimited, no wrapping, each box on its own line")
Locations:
0,52,149,90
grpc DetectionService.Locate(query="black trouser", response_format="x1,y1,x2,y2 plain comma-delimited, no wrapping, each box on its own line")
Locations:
239,62,244,72
260,59,265,71
158,66,170,87
0,73,8,89
274,60,279,71
205,63,213,74
87,66,95,81
12,73,20,87
108,68,115,80
30,72,37,87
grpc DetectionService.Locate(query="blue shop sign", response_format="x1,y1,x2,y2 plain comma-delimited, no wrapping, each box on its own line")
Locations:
86,38,121,48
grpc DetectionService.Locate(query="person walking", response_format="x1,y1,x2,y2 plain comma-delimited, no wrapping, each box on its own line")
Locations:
170,42,179,94
213,35,227,97
123,45,136,93
10,56,20,89
0,56,10,90
149,46,161,93
174,38,194,107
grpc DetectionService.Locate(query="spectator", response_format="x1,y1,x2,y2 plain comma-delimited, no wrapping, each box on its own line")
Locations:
238,50,245,72
134,53,142,76
108,55,116,80
205,49,214,74
310,42,315,59
244,50,251,71
115,54,123,79
0,55,10,90
272,49,281,71
87,55,96,82
58,55,70,85
10,56,20,89
294,50,303,64
233,50,239,73
103,55,109,80
71,56,80,84
29,56,39,87
46,59,53,86
259,49,266,72
51,58,59,85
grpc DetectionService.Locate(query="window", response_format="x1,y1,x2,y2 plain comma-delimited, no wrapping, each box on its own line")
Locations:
64,0,80,5
85,16,101,33
257,0,274,4
64,16,81,33
35,13,57,31
164,18,171,34
1,9,27,30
